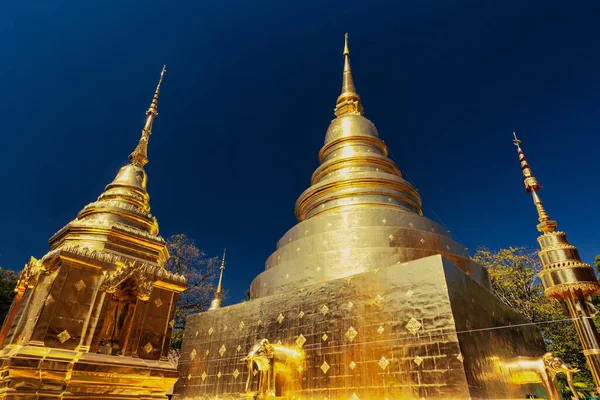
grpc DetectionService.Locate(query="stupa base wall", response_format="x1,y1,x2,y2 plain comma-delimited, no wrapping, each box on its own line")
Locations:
175,255,547,399
0,345,178,399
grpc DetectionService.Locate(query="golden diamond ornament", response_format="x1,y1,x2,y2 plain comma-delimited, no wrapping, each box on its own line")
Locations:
320,305,329,315
378,356,389,370
349,361,357,370
345,326,358,342
320,361,330,374
154,298,163,307
74,280,86,292
208,327,214,335
414,355,423,366
201,371,207,381
219,345,226,356
277,313,285,324
57,330,70,343
406,317,422,335
297,365,304,373
144,342,153,354
377,325,385,335
322,333,328,341
457,353,464,362
239,321,245,329
296,334,306,347
190,349,197,360
233,369,240,379
217,372,222,379
298,311,305,318
237,345,242,352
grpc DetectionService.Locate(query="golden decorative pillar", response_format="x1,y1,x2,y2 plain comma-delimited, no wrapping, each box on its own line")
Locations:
513,132,600,391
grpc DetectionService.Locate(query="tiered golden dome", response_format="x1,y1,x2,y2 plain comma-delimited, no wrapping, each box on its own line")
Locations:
250,35,483,299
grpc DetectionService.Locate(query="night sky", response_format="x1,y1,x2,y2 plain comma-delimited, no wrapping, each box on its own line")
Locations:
1,1,599,304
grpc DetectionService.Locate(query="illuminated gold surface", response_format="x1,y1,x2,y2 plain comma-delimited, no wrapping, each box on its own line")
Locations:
176,255,548,399
0,67,185,399
493,352,579,400
175,37,555,399
513,133,600,391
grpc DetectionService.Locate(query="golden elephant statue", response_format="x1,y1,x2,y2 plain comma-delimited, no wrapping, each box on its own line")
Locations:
242,339,305,398
496,352,579,400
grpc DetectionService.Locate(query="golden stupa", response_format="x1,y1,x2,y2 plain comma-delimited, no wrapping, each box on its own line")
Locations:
173,35,576,400
0,66,186,399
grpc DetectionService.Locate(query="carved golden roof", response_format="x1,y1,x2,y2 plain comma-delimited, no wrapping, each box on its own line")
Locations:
48,67,170,266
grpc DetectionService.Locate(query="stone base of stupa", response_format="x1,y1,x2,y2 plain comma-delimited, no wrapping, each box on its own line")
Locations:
0,345,178,399
174,255,547,399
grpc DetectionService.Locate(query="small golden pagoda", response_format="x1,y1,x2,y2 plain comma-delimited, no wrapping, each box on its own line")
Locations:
0,66,186,399
174,35,558,400
513,133,600,391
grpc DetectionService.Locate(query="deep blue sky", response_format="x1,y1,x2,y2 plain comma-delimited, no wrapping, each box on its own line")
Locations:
1,1,599,304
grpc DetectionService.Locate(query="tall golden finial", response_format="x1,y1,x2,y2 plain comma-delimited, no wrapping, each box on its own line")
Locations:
129,65,167,167
513,134,600,392
209,248,226,310
512,132,557,233
334,33,364,117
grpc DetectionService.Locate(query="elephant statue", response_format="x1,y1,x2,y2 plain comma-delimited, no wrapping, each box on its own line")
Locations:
496,352,579,400
242,338,305,398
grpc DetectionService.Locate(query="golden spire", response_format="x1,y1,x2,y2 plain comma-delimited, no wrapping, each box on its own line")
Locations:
209,248,226,310
512,132,557,233
129,65,167,167
334,33,364,117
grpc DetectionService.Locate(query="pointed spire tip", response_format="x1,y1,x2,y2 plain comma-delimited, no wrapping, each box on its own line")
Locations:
128,66,167,167
344,32,350,56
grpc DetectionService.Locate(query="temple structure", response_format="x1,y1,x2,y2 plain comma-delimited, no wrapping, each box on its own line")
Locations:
0,66,186,399
175,35,553,399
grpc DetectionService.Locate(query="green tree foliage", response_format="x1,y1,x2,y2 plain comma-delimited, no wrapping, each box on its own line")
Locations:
164,234,219,348
0,267,18,324
473,246,598,396
594,254,600,276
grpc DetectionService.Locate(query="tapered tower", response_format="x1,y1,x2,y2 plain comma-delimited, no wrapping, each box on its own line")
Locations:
0,66,186,400
175,36,549,400
512,132,600,391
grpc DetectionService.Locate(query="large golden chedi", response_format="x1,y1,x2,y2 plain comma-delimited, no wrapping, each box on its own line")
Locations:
175,36,551,399
0,66,186,399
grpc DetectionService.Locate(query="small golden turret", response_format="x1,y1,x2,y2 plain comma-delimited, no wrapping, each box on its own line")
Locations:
513,132,600,391
129,65,166,167
334,33,364,117
209,249,226,310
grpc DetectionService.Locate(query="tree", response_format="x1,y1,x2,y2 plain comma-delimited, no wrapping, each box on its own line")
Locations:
164,234,220,348
0,267,18,324
473,246,597,393
594,254,600,275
